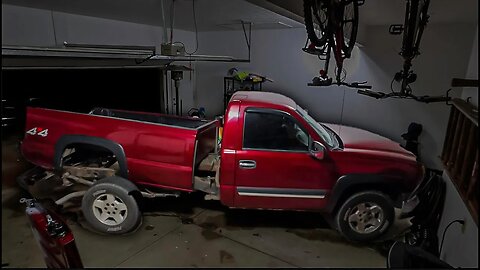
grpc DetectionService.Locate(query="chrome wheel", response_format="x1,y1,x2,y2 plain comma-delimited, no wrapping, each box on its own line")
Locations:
92,193,128,226
347,202,384,234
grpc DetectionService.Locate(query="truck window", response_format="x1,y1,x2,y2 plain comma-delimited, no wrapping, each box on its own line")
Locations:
243,110,309,152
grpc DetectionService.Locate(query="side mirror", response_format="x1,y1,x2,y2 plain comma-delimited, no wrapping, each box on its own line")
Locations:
310,141,326,160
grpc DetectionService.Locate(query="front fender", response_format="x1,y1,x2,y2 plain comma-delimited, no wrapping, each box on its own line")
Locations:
325,173,408,213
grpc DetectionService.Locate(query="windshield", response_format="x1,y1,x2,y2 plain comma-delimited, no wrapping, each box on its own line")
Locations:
296,105,335,148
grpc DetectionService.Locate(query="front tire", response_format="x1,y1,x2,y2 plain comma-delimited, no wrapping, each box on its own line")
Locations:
82,181,142,235
335,191,394,242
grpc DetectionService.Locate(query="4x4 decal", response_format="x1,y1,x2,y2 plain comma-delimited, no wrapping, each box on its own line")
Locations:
26,127,49,137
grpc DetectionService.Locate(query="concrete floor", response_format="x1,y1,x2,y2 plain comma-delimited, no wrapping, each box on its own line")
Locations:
1,184,412,268
2,138,409,268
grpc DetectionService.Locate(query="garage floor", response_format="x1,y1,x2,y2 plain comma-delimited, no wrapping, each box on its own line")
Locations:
2,138,408,268
2,182,411,268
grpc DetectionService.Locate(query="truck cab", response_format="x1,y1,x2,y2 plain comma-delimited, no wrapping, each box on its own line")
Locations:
219,91,337,210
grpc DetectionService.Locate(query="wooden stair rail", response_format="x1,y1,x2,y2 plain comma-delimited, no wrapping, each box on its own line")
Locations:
441,98,478,225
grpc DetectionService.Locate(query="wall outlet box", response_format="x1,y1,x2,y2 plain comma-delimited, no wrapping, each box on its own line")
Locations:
161,43,185,56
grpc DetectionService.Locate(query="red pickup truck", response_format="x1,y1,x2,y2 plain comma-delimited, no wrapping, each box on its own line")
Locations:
20,91,423,242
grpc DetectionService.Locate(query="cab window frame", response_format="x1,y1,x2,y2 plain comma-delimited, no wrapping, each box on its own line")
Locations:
241,107,311,153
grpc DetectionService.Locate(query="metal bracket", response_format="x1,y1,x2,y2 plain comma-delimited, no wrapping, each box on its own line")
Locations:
446,88,453,106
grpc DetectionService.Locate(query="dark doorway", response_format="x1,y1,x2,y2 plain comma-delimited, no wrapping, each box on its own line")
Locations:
1,68,164,137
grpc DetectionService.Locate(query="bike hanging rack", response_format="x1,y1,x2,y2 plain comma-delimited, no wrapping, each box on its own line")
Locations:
302,0,370,89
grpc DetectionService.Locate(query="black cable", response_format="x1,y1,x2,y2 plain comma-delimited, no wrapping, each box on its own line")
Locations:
241,21,251,49
187,0,199,55
439,219,465,256
171,0,199,56
170,0,175,43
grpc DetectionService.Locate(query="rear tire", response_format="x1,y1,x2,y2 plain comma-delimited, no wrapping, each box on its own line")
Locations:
82,181,142,235
335,191,394,242
304,0,329,47
339,0,359,58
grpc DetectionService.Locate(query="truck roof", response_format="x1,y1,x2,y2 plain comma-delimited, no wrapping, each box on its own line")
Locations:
230,91,297,109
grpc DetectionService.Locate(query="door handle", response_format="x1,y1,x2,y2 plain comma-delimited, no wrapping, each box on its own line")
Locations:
239,160,256,169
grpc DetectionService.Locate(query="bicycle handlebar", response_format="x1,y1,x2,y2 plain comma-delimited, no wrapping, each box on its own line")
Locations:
348,82,372,89
357,89,386,99
308,77,372,89
357,89,451,103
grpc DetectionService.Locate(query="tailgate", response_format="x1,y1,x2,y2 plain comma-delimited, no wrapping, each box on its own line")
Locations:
23,198,83,268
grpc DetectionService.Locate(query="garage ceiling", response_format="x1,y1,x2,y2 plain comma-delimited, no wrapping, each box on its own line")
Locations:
255,0,478,25
3,0,477,32
360,0,478,25
1,0,304,31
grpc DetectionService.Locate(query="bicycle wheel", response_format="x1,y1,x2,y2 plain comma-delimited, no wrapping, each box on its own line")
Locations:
413,0,430,54
304,0,329,47
339,0,358,58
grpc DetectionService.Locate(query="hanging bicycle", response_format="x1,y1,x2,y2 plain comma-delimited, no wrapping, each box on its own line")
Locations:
357,0,451,103
302,0,370,89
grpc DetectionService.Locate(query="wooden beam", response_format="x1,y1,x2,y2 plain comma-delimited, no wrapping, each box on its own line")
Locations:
451,78,479,88
452,98,478,127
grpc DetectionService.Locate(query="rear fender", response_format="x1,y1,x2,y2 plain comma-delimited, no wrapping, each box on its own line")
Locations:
53,135,128,178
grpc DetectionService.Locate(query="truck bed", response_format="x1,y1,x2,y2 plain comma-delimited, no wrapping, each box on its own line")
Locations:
90,107,210,129
21,107,219,192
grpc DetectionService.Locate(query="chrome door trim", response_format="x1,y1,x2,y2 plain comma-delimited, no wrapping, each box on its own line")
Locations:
237,186,326,199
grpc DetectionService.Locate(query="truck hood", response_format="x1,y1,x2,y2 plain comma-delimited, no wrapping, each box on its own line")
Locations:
322,123,414,157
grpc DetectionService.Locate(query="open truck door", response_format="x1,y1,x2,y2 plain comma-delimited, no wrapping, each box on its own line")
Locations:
22,198,83,268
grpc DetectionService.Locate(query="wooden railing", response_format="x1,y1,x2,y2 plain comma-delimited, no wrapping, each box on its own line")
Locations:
441,98,478,224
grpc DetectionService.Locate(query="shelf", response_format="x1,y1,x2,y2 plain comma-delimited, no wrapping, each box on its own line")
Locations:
2,45,250,69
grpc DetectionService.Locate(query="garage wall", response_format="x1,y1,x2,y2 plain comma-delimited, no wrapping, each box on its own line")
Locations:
461,25,478,107
1,3,198,115
437,26,478,269
437,172,478,268
1,4,197,53
194,23,476,170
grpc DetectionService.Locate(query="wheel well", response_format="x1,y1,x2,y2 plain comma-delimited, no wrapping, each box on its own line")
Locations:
61,143,119,172
54,135,128,178
331,182,403,215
